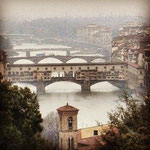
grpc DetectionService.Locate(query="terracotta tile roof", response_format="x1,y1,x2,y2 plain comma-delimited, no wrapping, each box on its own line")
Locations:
78,136,103,150
57,103,79,112
78,126,118,150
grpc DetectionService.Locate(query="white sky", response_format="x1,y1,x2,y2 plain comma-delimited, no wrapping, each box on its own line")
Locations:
0,0,149,20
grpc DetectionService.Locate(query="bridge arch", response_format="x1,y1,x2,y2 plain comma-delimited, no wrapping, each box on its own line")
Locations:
45,81,81,93
38,57,63,64
90,81,125,92
91,81,119,92
66,58,87,63
13,83,36,92
51,71,74,77
91,58,106,63
59,72,65,77
51,72,58,77
13,59,35,64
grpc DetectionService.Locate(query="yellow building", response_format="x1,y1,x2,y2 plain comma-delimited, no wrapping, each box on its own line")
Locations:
78,125,109,139
57,104,113,150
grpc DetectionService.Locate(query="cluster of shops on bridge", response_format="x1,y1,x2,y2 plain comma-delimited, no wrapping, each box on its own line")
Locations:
6,62,126,82
6,62,126,94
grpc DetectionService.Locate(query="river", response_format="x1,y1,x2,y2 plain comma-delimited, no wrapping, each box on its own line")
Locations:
14,81,121,129
12,43,121,129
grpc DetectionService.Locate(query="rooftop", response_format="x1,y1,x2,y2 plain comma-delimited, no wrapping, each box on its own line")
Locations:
78,125,118,150
57,103,79,112
78,136,103,150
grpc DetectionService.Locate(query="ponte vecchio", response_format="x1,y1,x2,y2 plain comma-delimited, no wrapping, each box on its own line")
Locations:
7,62,127,94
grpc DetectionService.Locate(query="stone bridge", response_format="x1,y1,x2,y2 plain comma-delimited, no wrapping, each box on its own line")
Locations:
7,62,127,94
12,77,126,94
7,55,105,64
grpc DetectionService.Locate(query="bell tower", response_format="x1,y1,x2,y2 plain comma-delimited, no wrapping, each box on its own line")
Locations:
57,103,79,150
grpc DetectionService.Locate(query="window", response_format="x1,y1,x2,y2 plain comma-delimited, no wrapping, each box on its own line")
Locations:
20,68,22,70
94,130,98,136
121,66,123,68
96,67,98,70
104,66,106,69
62,67,64,70
68,117,73,130
45,67,48,70
79,67,81,70
37,68,39,70
9,68,11,70
54,67,56,70
28,68,31,70
87,67,89,69
70,67,73,70
68,137,74,150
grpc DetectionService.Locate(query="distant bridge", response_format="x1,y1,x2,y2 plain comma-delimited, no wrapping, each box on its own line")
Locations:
7,55,105,65
7,62,127,94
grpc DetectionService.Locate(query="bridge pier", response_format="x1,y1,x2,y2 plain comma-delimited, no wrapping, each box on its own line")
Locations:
36,81,45,94
26,51,30,57
81,80,91,92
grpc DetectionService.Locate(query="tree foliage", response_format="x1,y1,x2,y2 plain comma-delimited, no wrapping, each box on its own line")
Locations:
0,81,56,150
99,91,150,150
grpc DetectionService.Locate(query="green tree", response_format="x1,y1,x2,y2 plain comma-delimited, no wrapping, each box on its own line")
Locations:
98,91,150,150
0,81,50,150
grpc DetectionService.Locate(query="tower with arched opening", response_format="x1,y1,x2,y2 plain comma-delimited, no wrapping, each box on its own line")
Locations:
57,103,79,150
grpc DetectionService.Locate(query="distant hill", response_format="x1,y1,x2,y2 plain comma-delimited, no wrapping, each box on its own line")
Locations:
1,16,146,39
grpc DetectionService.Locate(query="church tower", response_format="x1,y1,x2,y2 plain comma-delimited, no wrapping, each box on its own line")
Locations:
57,103,79,150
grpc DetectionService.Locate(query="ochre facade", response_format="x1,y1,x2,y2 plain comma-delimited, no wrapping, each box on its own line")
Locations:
57,104,79,150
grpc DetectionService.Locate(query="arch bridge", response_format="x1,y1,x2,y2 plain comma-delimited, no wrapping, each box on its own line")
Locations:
7,62,127,94
7,55,105,65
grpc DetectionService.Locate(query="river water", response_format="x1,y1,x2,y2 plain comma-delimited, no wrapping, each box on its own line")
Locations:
12,43,121,128
14,81,121,128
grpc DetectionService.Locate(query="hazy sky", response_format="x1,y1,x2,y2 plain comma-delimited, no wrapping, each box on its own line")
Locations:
0,0,150,21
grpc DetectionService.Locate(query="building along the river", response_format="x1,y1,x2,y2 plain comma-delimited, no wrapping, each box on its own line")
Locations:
57,103,115,150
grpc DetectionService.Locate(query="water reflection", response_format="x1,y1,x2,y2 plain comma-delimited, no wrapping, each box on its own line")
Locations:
13,81,121,128
39,90,120,128
13,59,34,64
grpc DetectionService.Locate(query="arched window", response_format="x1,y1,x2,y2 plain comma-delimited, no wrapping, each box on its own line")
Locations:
68,137,74,150
68,117,73,130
